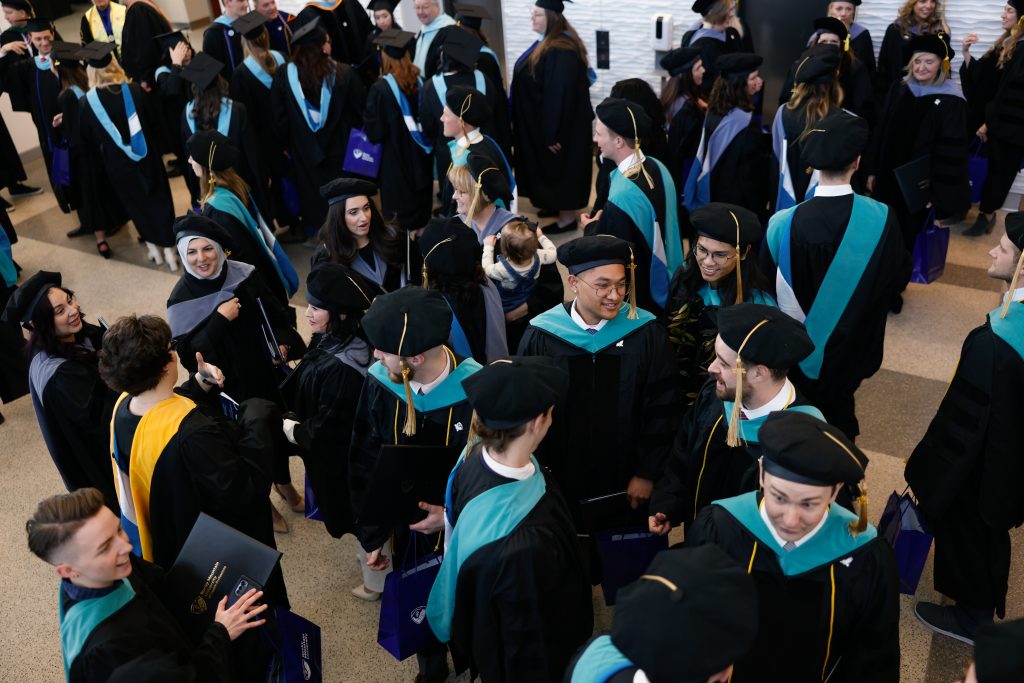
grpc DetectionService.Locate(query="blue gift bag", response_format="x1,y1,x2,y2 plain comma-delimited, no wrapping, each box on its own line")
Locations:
268,607,323,683
304,474,323,522
51,145,71,187
878,490,933,595
593,528,668,606
342,128,382,179
968,141,988,205
377,541,442,660
910,212,949,284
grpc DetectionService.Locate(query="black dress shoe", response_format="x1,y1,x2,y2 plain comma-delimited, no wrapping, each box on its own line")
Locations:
536,208,558,218
7,182,42,198
66,225,92,238
1,196,12,213
96,240,113,259
543,219,578,234
963,213,996,236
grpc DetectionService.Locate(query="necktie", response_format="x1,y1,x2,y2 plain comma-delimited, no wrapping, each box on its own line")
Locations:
586,328,598,335
783,541,796,551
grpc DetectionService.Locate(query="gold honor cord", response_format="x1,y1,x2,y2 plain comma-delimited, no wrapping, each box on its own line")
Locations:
621,106,655,190
725,318,770,447
345,275,373,308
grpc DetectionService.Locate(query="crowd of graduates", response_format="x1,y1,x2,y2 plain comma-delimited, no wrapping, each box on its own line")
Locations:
4,0,1024,681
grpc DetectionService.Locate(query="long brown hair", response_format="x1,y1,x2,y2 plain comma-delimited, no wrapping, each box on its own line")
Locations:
987,17,1024,69
708,76,753,116
317,199,403,266
528,11,588,75
190,77,230,131
381,51,420,95
56,61,89,94
199,166,251,208
660,67,704,122
243,30,278,77
291,39,336,101
787,81,844,136
895,0,949,36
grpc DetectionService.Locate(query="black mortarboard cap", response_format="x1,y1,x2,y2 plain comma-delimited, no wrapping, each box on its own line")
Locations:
1005,212,1024,251
80,40,116,68
445,85,490,127
596,97,652,141
612,546,758,682
234,11,270,41
760,411,868,486
173,213,235,252
320,177,378,206
800,111,869,171
0,0,34,12
462,356,569,429
24,16,52,32
813,16,849,43
1010,0,1023,14
1,270,61,325
557,235,632,276
185,130,239,171
691,202,763,246
467,152,513,207
306,262,375,314
535,0,569,12
793,44,842,85
361,287,452,356
715,52,763,80
975,618,1024,683
50,41,85,62
660,46,702,76
367,0,399,11
419,216,482,278
373,28,416,59
455,3,490,30
831,0,862,5
904,32,954,71
153,30,189,54
717,303,814,369
440,27,483,69
180,52,224,91
289,16,325,47
691,0,719,15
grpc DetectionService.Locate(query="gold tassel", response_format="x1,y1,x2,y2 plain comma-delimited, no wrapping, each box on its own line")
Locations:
397,312,417,436
204,141,218,203
844,34,850,53
468,167,499,226
850,480,869,535
622,106,655,190
942,37,951,74
627,244,639,319
730,210,744,303
457,92,472,142
999,247,1024,319
420,236,454,290
725,319,769,447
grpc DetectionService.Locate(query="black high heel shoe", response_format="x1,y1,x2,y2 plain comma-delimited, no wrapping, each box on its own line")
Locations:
963,213,996,237
96,240,112,259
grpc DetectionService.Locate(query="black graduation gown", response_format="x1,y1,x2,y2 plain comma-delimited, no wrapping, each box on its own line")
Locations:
0,27,33,112
510,46,594,210
349,351,476,553
666,98,704,208
28,324,118,508
200,201,289,306
280,333,369,538
168,265,303,407
517,305,679,526
759,194,907,438
863,83,970,242
703,111,770,220
436,135,512,218
310,242,402,293
271,61,365,232
363,77,433,230
850,28,877,80
778,56,875,127
446,450,594,682
686,500,901,683
774,104,843,207
6,59,65,205
78,84,175,246
959,51,1000,137
681,26,746,91
904,316,1024,616
334,0,374,66
356,25,384,86
266,13,292,57
650,377,819,530
0,114,27,190
981,47,1024,145
154,63,191,164
876,24,948,101
64,556,233,683
202,20,243,79
0,283,27,405
120,2,171,85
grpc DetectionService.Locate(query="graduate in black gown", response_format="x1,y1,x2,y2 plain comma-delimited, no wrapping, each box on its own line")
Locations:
518,236,678,530
296,0,372,66
680,0,752,90
271,17,366,235
357,0,398,85
686,411,900,682
419,216,508,365
363,29,433,232
411,0,455,79
350,287,482,682
3,272,118,509
683,53,769,220
280,262,374,540
875,0,950,103
151,31,193,178
864,33,969,251
761,112,906,439
27,488,266,683
582,97,684,318
0,0,38,122
256,0,291,57
824,0,876,81
0,249,27,424
906,212,1024,641
565,545,757,683
659,46,706,226
650,304,822,535
426,357,593,682
202,0,248,79
451,4,503,89
118,0,172,89
511,0,593,230
78,42,177,267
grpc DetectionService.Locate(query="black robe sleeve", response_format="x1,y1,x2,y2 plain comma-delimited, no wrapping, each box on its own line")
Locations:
851,30,876,78
348,379,388,551
985,50,1024,143
634,323,680,482
649,388,701,524
80,14,95,44
875,23,906,102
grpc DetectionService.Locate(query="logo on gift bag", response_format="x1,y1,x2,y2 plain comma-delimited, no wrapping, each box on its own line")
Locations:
353,148,376,164
410,606,426,625
302,660,312,681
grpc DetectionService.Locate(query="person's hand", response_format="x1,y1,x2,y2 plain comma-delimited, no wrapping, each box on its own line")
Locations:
214,589,267,640
195,352,225,389
535,226,544,238
409,502,445,534
366,547,390,571
282,418,299,445
140,81,152,92
272,344,288,366
649,512,672,536
976,124,988,143
865,175,876,194
626,476,653,510
579,210,602,228
169,41,189,66
962,33,979,59
547,142,562,154
217,297,241,321
1,41,28,55
51,113,62,128
504,302,529,322
483,235,496,247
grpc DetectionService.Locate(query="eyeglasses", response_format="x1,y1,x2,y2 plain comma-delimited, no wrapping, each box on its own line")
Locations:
693,243,736,266
577,277,627,298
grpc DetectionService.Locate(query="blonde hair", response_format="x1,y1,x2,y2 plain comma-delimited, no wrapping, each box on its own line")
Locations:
449,164,492,225
787,81,844,136
199,167,251,208
902,51,949,84
243,31,278,77
895,0,949,35
88,61,128,89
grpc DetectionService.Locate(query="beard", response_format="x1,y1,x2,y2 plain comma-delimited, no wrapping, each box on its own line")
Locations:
387,363,415,384
714,382,736,402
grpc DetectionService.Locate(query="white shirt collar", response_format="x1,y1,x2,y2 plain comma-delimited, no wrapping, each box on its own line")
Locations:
616,150,646,174
759,500,829,549
481,446,535,481
570,300,609,333
813,184,854,197
409,352,450,396
741,379,795,420
1003,287,1024,304
455,128,483,149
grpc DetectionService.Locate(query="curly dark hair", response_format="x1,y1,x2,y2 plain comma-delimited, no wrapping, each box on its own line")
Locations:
708,75,754,116
291,35,337,102
316,199,403,267
28,287,96,362
98,315,173,395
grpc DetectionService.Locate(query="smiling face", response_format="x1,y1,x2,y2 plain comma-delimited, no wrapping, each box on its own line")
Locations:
222,0,249,19
694,235,738,285
344,196,373,242
48,287,83,341
185,237,220,278
592,118,623,161
30,29,54,55
913,0,936,22
1001,3,1019,30
760,470,840,543
450,176,471,215
745,69,764,97
708,335,741,401
415,0,439,25
911,52,942,83
568,263,626,322
305,304,333,334
829,1,855,26
54,506,134,589
187,155,204,178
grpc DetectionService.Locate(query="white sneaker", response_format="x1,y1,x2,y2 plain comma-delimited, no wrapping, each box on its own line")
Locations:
163,247,178,273
351,584,381,602
146,242,163,265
